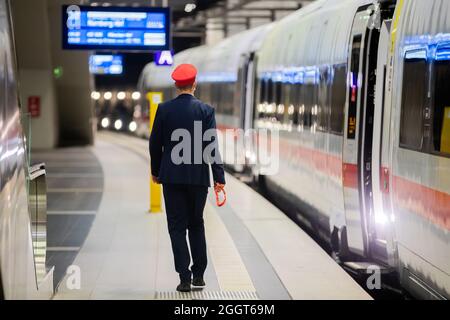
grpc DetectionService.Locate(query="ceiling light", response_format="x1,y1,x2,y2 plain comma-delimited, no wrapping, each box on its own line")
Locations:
184,3,196,13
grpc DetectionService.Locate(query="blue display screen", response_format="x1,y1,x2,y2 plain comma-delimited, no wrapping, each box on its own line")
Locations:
89,55,123,75
63,6,170,51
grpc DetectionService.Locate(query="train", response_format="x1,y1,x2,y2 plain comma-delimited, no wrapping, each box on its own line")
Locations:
0,0,53,299
94,90,141,133
139,0,450,299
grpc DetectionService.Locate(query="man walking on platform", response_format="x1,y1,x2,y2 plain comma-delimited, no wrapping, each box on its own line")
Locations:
149,64,226,292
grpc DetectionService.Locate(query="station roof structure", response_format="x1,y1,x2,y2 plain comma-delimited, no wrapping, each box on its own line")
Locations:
86,0,315,41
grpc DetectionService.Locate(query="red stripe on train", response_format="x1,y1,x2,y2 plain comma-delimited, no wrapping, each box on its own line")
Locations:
217,124,449,230
342,163,358,189
393,176,450,231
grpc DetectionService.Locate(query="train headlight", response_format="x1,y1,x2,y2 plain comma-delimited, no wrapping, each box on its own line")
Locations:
129,121,137,132
91,91,101,100
104,92,112,100
132,92,141,100
117,91,126,100
114,119,123,130
101,118,110,128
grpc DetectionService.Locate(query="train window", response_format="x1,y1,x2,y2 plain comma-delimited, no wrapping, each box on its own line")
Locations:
309,84,317,129
225,82,233,115
215,83,223,114
347,35,362,139
267,79,274,104
275,81,282,105
206,83,211,107
256,79,262,118
432,56,450,156
318,67,331,132
260,79,267,103
283,84,294,126
300,84,311,128
287,82,297,126
399,51,427,151
330,64,346,135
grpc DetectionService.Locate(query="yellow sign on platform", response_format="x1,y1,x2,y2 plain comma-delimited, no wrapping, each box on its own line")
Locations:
147,92,163,213
441,107,450,154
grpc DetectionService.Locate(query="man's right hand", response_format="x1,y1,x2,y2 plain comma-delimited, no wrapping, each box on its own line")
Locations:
152,175,161,184
214,182,225,193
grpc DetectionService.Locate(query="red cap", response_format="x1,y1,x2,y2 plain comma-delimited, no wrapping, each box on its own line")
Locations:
171,64,197,87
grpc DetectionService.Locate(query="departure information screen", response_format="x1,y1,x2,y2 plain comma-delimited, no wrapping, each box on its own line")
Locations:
63,6,170,51
89,55,123,75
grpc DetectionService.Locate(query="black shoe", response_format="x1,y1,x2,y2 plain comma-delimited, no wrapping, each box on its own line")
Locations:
176,282,191,292
192,277,205,287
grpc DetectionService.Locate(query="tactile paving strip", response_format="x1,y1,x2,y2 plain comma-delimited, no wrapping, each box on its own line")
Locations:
155,291,259,300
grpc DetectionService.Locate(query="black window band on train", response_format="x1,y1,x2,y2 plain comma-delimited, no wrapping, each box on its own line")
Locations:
399,49,427,152
260,79,267,104
255,63,347,135
330,64,347,135
431,46,450,157
268,78,274,105
347,34,362,140
275,81,282,106
318,66,330,133
399,45,450,159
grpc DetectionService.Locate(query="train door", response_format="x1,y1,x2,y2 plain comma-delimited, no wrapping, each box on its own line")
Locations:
238,53,256,132
237,53,256,172
342,4,382,257
370,20,393,263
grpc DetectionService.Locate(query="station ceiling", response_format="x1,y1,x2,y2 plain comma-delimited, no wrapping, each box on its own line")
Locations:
85,0,315,36
87,0,315,89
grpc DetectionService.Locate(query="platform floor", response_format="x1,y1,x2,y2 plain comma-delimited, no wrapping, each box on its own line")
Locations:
50,132,371,300
32,147,104,288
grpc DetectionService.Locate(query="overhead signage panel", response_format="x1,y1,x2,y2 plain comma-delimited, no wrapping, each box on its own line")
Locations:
63,5,171,51
89,55,123,75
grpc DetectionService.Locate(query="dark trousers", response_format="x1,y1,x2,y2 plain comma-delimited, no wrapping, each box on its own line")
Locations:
163,184,208,282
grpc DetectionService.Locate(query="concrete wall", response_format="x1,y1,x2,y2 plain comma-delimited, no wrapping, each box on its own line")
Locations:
47,0,94,146
11,0,58,149
18,70,58,149
11,0,95,148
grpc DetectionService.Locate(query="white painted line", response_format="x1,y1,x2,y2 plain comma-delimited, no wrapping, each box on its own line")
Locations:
223,173,372,300
46,173,103,179
44,162,101,168
32,157,96,162
47,247,80,252
47,188,103,193
47,210,97,215
99,132,149,159
204,202,256,292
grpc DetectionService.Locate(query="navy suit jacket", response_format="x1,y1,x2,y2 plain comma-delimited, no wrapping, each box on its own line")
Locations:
149,94,226,187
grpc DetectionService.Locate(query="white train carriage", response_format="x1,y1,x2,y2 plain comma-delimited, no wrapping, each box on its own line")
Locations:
140,0,450,299
255,0,450,299
388,0,450,299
